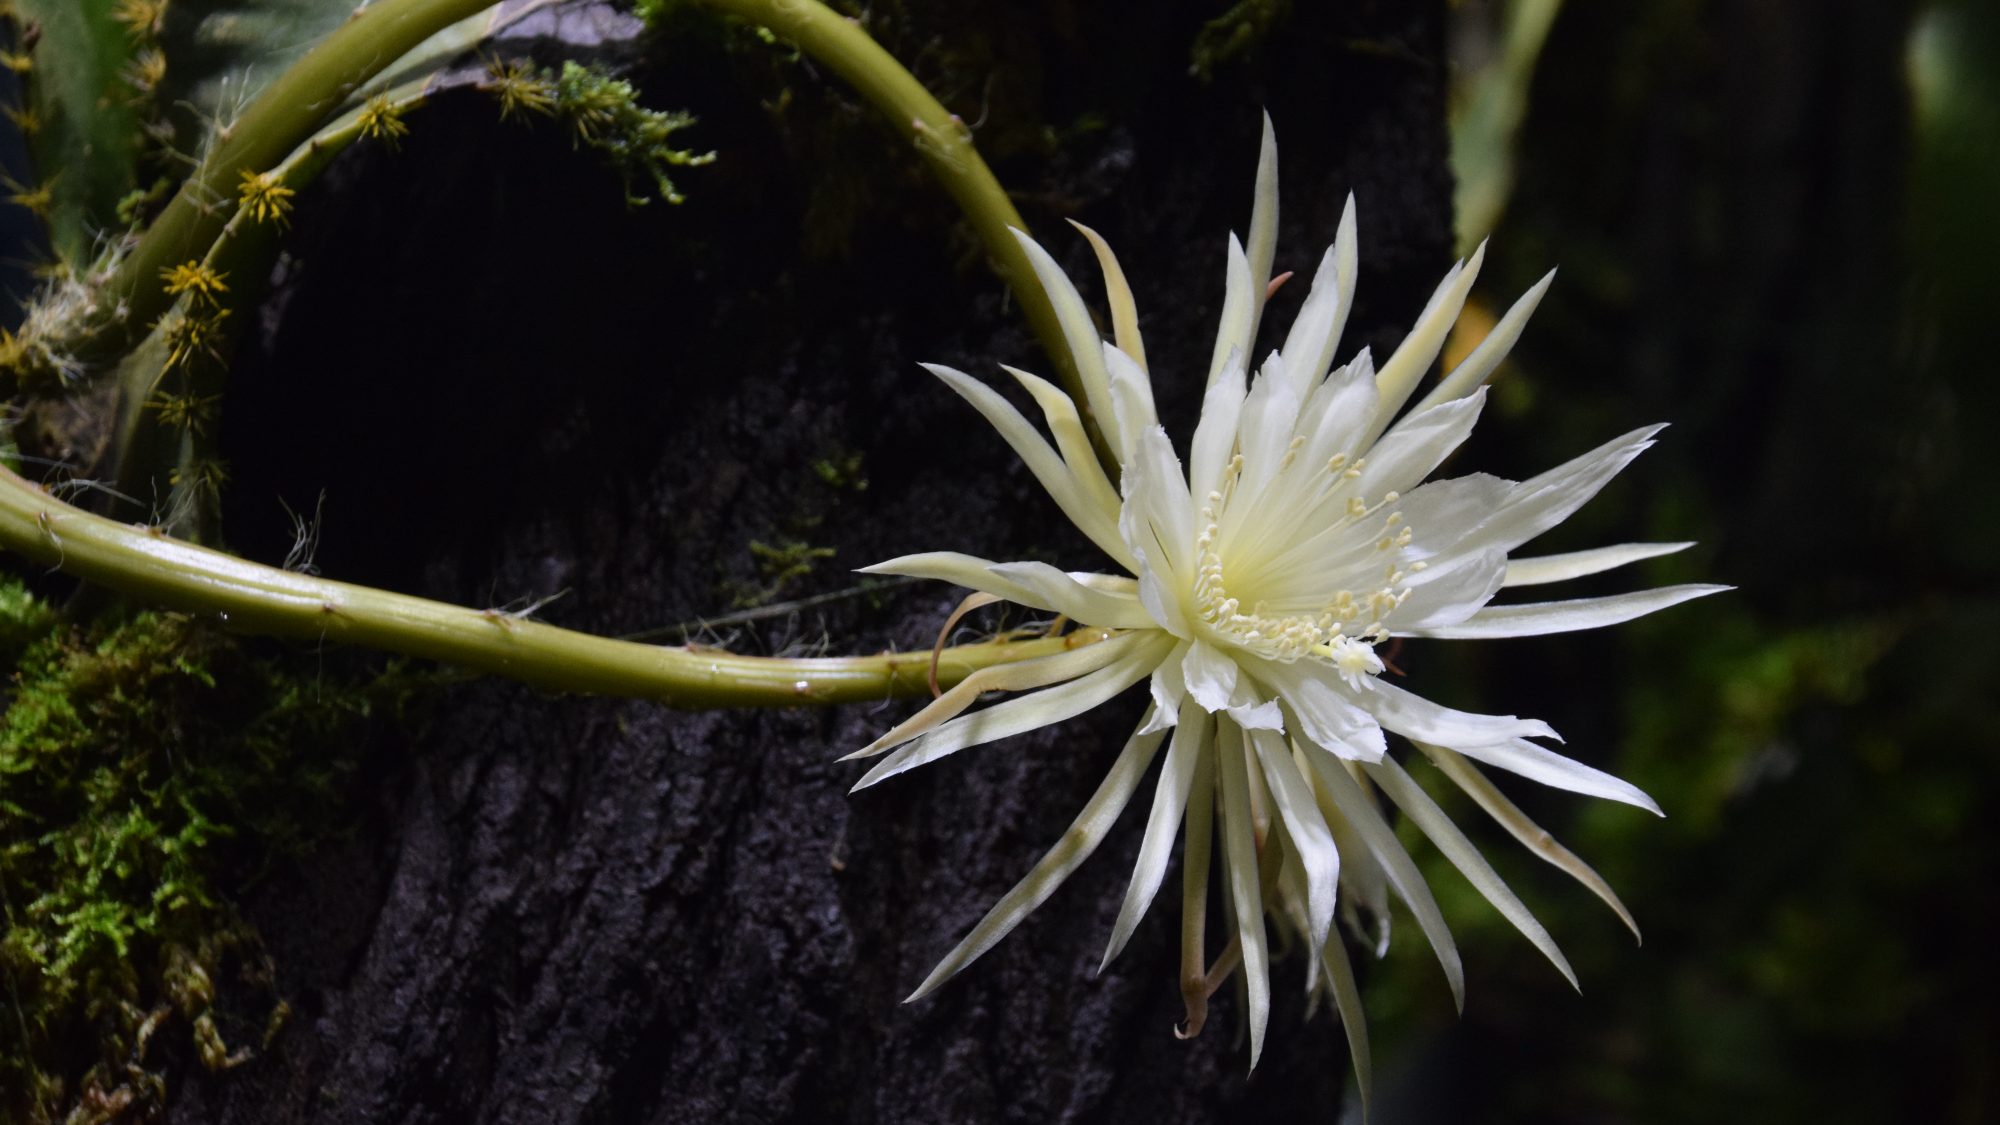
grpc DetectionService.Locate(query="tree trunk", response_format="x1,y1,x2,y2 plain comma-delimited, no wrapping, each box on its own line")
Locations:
179,3,1450,1119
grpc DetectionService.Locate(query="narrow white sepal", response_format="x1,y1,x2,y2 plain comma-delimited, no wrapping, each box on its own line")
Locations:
920,364,1130,566
1365,756,1579,990
1465,424,1667,556
905,718,1169,1002
1243,111,1281,351
852,635,1169,790
1002,365,1129,561
844,633,1140,761
1443,736,1662,815
1369,241,1486,442
857,550,1037,602
1411,268,1556,415
1320,919,1374,1118
1355,678,1561,746
1249,729,1340,960
1410,584,1730,639
1502,541,1695,587
1009,227,1123,455
1101,699,1210,969
987,560,1157,630
1215,722,1272,1069
1304,748,1465,1010
1420,743,1642,942
1069,220,1148,373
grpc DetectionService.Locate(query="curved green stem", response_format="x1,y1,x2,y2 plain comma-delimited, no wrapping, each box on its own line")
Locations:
76,0,497,370
109,90,430,533
0,463,1117,706
78,0,1102,450
684,0,1095,444
11,0,1120,704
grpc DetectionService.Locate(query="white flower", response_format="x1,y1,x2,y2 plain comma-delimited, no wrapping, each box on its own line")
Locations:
849,119,1725,1100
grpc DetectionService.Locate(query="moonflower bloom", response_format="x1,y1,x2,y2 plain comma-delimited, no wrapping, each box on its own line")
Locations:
850,120,1723,1100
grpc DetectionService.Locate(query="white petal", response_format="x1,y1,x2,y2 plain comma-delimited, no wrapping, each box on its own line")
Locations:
1069,220,1147,373
1182,642,1283,731
1368,241,1485,440
1249,729,1339,959
1141,641,1190,734
1102,698,1211,968
1279,195,1359,394
852,634,1172,790
1224,355,1307,519
1102,341,1159,464
1182,639,1243,715
1411,269,1555,415
1278,252,1342,397
1304,748,1465,1010
1228,696,1284,732
1389,547,1511,632
1118,428,1197,636
987,560,1159,630
1009,229,1123,456
1353,678,1561,746
1352,387,1488,499
1295,347,1376,471
1244,656,1387,761
1215,721,1272,1068
1421,744,1641,941
1392,473,1518,562
846,632,1145,761
1188,347,1248,501
1503,541,1694,587
1441,737,1662,814
1364,756,1578,989
921,364,1129,565
1134,546,1190,641
1461,425,1666,556
1207,233,1256,389
1002,365,1132,568
1409,584,1730,639
906,716,1169,1001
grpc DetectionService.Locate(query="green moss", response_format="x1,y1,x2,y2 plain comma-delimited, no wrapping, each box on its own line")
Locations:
0,576,426,1123
735,538,837,608
809,450,868,493
1190,0,1293,82
550,60,716,207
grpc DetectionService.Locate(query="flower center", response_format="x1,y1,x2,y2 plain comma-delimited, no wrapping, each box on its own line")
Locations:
1187,453,1421,680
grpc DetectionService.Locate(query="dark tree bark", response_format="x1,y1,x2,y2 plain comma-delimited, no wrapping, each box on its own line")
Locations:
178,3,1451,1120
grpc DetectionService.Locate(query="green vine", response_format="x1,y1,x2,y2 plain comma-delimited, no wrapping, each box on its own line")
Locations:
0,0,1112,702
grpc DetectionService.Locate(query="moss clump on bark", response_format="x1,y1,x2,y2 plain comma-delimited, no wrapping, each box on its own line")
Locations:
0,579,424,1123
